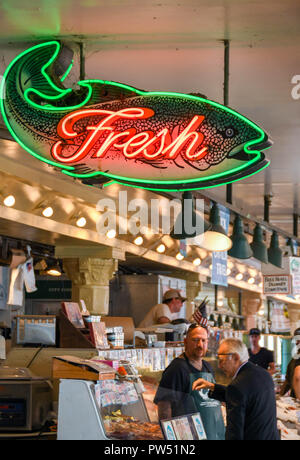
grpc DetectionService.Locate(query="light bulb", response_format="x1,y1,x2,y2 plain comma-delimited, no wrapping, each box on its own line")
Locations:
134,236,143,246
76,217,86,227
248,277,255,284
236,273,243,281
193,258,201,266
106,229,116,239
156,244,166,253
3,195,15,207
42,206,53,217
176,252,184,261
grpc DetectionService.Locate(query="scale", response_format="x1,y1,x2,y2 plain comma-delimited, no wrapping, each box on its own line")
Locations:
0,366,52,432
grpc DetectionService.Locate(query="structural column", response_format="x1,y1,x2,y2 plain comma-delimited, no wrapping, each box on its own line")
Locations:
56,246,125,315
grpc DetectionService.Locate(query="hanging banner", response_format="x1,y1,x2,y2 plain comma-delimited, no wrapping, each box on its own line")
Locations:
0,41,272,192
211,205,230,286
263,274,291,295
289,257,300,295
270,300,291,334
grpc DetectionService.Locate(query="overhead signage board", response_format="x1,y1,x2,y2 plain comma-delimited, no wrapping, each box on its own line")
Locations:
263,274,291,295
0,41,272,192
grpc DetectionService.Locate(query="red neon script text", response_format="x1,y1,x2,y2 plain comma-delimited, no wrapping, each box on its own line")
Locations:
51,107,208,164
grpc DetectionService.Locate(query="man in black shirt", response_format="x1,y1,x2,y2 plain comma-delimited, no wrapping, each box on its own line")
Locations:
248,328,275,375
154,324,225,440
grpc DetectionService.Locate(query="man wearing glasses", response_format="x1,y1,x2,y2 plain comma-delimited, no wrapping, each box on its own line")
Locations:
192,338,279,440
154,324,225,440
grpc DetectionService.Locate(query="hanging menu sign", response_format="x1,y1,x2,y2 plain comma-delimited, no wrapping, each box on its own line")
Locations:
263,274,291,295
211,205,230,287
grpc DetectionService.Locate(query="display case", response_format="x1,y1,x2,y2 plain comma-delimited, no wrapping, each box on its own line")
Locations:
57,377,163,440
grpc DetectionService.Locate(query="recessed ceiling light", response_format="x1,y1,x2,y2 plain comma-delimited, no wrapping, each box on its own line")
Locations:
76,217,86,227
42,206,53,217
106,229,116,239
156,244,166,253
3,195,15,207
134,236,143,246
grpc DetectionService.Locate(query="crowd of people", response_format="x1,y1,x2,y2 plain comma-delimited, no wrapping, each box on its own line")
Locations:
147,291,300,440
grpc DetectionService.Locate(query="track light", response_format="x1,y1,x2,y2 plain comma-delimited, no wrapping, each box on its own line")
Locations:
193,257,201,266
176,252,184,261
199,202,232,252
228,215,253,259
170,191,210,240
46,259,62,276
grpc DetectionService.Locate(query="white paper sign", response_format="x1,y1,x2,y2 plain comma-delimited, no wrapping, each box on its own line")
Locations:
263,275,291,294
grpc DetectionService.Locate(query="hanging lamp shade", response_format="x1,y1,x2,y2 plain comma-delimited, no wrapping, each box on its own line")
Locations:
250,223,268,263
286,238,296,256
170,191,211,240
228,215,253,259
268,231,283,268
199,202,232,251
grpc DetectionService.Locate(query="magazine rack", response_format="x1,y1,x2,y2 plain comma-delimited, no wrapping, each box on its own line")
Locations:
58,311,94,348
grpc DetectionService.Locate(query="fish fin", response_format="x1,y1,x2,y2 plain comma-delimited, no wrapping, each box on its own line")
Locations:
77,80,143,105
227,150,251,161
16,41,89,109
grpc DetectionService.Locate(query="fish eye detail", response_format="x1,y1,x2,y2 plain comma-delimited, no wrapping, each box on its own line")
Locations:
224,127,237,138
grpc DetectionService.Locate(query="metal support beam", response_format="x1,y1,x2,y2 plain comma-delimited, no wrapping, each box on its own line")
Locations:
224,40,232,205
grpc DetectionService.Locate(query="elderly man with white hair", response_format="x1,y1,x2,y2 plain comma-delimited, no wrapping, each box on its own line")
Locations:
192,338,279,440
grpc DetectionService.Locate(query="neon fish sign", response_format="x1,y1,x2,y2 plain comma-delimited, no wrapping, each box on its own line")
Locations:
0,41,272,191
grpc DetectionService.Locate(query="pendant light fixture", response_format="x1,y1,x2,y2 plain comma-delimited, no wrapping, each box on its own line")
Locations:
228,214,253,259
250,223,268,263
199,202,232,252
170,191,210,240
267,231,283,268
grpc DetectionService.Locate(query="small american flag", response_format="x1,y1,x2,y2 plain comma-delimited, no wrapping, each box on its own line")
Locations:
193,297,209,327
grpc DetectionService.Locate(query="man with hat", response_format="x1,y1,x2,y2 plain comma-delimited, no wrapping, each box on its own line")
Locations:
138,289,186,328
280,327,300,399
248,328,276,375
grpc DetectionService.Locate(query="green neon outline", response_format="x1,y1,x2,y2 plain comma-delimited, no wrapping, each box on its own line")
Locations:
60,59,74,82
110,161,270,192
0,41,75,170
0,40,270,187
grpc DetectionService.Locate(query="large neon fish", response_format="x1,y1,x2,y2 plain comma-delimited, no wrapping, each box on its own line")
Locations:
0,41,272,191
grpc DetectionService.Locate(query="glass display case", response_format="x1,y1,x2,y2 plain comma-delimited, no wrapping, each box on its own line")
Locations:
56,362,164,441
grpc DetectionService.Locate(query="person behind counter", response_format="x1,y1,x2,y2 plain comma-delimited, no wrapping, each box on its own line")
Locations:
192,338,279,440
154,323,225,440
248,328,276,375
138,289,186,328
280,327,300,399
